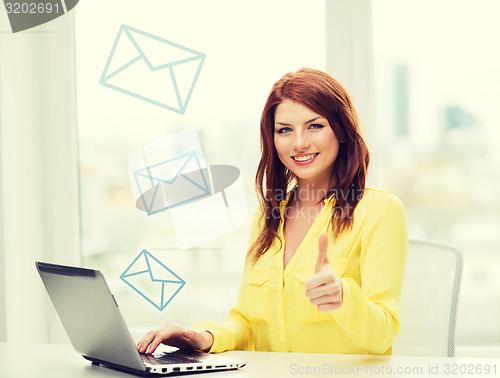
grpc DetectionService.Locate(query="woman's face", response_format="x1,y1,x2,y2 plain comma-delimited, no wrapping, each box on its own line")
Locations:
273,99,340,189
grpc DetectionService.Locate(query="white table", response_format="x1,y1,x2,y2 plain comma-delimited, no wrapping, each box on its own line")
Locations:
1,343,499,377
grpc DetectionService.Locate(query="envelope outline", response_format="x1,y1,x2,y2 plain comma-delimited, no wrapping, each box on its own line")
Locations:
120,249,186,311
133,151,210,215
99,24,206,114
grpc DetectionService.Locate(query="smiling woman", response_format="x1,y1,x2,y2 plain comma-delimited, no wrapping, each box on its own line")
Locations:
274,99,340,185
138,68,408,356
252,68,372,263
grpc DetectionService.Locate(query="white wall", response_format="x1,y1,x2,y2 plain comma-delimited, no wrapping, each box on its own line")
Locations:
325,0,377,185
0,12,80,343
0,104,5,342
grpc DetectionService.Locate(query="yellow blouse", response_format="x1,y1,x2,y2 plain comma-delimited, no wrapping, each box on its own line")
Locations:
192,188,408,355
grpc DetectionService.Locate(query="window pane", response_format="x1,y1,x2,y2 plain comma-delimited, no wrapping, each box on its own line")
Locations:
373,0,500,346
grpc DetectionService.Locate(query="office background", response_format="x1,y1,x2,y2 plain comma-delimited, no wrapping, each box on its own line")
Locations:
1,0,499,356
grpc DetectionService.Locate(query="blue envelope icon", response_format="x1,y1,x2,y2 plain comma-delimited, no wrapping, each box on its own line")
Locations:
99,24,205,114
120,250,186,311
133,151,210,215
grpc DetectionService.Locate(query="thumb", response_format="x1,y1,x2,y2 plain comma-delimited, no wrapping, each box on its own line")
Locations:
315,233,329,273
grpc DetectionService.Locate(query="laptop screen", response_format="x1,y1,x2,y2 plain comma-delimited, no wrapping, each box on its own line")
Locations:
36,262,146,372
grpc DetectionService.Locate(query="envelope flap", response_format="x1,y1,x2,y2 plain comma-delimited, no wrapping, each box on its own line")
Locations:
126,26,203,69
170,58,205,111
121,250,150,276
160,282,185,309
101,25,143,81
136,152,195,183
120,271,165,310
146,252,185,283
180,153,209,190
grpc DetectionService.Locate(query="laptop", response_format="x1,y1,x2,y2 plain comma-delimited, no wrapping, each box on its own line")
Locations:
36,261,246,376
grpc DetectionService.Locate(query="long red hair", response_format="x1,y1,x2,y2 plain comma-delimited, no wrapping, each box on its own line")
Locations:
247,68,370,263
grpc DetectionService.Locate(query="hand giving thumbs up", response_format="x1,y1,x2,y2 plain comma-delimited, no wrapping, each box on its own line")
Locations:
304,233,343,311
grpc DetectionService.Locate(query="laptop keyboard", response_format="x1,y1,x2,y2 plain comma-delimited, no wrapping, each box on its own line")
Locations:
141,353,202,365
